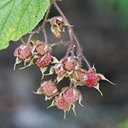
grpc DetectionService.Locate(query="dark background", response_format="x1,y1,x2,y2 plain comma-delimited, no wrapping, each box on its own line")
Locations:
0,0,128,128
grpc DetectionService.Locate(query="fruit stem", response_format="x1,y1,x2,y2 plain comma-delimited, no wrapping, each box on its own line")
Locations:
53,1,91,69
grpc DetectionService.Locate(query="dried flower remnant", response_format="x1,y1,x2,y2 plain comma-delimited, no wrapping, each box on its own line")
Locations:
49,16,65,38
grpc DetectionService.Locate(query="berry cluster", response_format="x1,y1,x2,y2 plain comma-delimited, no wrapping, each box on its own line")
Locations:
13,1,114,118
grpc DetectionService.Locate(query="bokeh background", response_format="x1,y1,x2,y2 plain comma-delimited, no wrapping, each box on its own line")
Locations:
0,0,128,128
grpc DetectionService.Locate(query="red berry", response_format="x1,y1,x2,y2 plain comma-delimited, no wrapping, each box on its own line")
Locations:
62,57,77,72
55,96,71,111
34,53,52,68
14,44,31,60
54,63,66,77
85,72,99,87
63,87,80,104
71,68,87,85
40,80,58,97
34,41,50,55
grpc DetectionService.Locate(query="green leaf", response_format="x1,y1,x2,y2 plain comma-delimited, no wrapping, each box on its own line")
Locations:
0,0,50,50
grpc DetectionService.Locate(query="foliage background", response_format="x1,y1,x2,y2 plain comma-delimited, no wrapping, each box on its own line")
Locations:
0,0,128,128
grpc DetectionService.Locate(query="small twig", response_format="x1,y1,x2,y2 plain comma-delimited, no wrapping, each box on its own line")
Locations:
50,40,63,47
65,29,74,57
53,2,74,57
27,30,39,45
43,28,48,44
20,38,26,44
82,56,91,69
72,33,91,69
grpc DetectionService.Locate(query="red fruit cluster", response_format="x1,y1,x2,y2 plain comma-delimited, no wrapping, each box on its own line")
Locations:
13,40,54,71
14,15,114,118
34,55,113,117
48,86,82,118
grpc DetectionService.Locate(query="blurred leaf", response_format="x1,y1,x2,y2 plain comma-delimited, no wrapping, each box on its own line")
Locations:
0,0,50,50
117,120,128,128
105,0,128,28
105,0,117,7
116,0,128,28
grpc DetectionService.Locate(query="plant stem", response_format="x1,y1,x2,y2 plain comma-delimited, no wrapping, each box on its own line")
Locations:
53,1,91,69
20,38,25,44
53,2,74,57
43,28,48,44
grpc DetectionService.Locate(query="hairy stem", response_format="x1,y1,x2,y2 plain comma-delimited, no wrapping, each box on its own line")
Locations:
20,38,25,44
53,2,74,57
53,1,91,69
43,28,48,44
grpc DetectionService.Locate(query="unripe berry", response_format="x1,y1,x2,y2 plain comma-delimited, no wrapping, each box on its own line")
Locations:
34,53,52,68
14,44,31,60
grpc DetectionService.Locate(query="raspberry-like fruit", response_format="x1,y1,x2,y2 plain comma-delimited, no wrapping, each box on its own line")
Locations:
40,80,58,97
14,44,31,60
85,72,99,87
34,53,52,68
62,57,77,72
55,96,71,111
71,68,87,85
63,87,80,104
34,41,50,55
54,63,66,77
